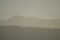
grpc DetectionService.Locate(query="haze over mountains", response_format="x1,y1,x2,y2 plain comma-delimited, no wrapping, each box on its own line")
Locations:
0,16,60,29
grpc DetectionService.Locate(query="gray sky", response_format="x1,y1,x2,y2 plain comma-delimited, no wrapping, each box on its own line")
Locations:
0,0,60,20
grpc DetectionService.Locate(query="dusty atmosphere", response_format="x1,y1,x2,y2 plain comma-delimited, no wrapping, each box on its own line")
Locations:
0,0,60,40
0,16,60,29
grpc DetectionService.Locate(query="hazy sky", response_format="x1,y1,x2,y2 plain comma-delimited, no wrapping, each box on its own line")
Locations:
0,0,60,20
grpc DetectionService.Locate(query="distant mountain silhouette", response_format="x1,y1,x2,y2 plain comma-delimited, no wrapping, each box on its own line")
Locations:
0,16,60,29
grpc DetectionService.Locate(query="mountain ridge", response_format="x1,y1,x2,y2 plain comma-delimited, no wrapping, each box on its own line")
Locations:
0,16,60,29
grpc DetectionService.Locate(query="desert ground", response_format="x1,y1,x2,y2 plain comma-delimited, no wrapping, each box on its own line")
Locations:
0,25,60,40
